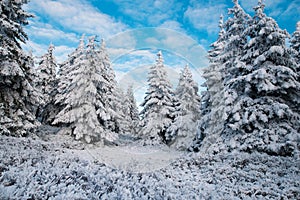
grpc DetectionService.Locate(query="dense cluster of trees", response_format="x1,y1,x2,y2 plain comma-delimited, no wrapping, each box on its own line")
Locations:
192,0,300,156
0,0,200,150
0,0,299,154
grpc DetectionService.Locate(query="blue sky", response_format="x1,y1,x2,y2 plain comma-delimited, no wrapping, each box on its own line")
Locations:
23,0,300,103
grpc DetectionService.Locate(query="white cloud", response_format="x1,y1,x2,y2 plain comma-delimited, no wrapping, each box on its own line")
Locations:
112,50,156,73
28,0,127,38
154,29,208,68
23,40,74,63
26,22,78,43
107,31,136,49
280,1,300,18
239,0,284,13
159,21,186,34
54,45,75,63
24,0,130,63
239,0,300,19
111,0,183,26
144,37,160,46
106,31,137,61
107,28,208,69
107,48,132,62
184,4,226,34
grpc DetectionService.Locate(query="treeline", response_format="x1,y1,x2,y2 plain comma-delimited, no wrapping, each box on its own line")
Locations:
0,0,299,155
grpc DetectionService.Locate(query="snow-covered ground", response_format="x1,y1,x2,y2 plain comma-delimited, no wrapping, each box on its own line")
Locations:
0,132,299,199
71,143,182,173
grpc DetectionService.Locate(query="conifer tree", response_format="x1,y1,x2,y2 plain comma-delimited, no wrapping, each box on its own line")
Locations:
96,39,120,133
290,21,300,77
223,0,300,155
55,35,86,114
113,86,129,134
140,51,177,144
53,36,117,143
35,44,58,123
168,65,200,150
124,85,140,135
192,15,226,151
0,0,40,136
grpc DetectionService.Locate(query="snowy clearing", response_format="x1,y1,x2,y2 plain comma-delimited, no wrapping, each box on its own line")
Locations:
71,144,182,173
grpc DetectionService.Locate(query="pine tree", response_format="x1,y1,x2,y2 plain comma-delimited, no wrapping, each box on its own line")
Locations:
54,34,86,123
223,0,300,156
168,65,201,150
290,21,300,77
35,44,58,123
96,39,120,134
124,85,140,135
140,51,177,144
53,36,117,143
113,86,129,134
192,0,253,153
0,0,41,136
191,15,226,152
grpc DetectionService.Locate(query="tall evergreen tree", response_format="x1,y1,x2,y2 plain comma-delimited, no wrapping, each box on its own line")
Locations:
192,15,226,151
114,85,140,135
54,34,86,125
126,85,140,133
0,0,40,136
168,65,200,150
96,39,120,133
53,36,117,143
113,86,129,134
223,0,300,155
213,0,251,152
140,51,177,144
35,44,58,123
290,21,300,77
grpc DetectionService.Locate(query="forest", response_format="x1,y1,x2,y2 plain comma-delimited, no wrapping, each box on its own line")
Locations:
0,0,299,199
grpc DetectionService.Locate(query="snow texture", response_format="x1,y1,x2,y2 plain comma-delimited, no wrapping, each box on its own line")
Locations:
0,134,299,199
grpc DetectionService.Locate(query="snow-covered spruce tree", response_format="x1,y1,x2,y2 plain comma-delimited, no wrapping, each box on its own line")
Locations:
125,85,140,135
26,51,44,115
140,51,178,144
113,86,129,134
223,0,300,156
96,39,122,134
53,36,117,144
113,85,139,135
191,15,226,152
167,65,201,150
54,34,86,121
209,0,251,153
0,0,41,136
290,21,300,78
35,44,58,123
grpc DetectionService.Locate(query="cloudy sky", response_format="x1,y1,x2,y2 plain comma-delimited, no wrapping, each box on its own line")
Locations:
23,0,300,103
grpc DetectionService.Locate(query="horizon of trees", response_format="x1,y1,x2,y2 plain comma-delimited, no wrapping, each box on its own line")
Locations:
0,0,299,155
